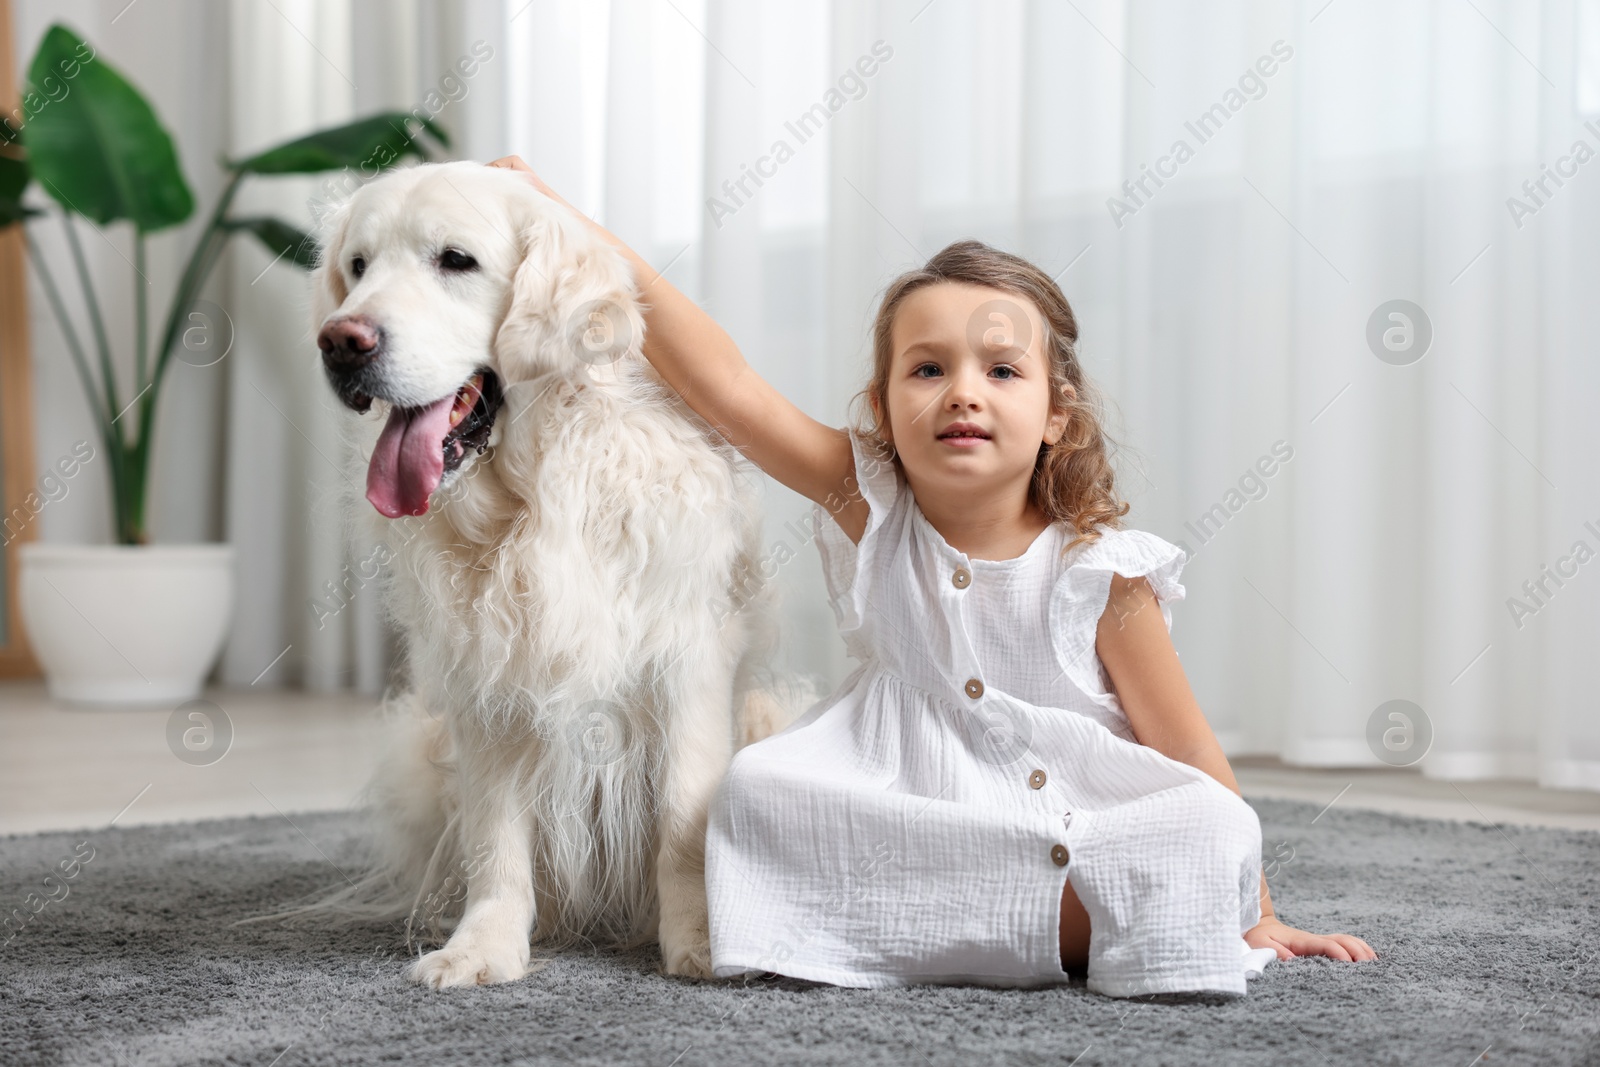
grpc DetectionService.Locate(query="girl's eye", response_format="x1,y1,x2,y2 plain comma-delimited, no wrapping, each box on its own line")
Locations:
911,362,1018,380
350,255,366,279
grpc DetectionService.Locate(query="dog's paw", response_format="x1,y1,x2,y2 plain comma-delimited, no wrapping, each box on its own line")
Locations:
407,940,530,989
660,926,715,980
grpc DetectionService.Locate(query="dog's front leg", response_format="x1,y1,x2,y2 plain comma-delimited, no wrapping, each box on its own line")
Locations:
655,649,738,980
408,741,535,989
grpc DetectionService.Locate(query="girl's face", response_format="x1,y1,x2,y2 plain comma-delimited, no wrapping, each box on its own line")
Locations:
875,282,1071,502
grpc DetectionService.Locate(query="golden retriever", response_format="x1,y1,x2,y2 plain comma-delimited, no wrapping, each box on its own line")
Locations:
259,160,809,988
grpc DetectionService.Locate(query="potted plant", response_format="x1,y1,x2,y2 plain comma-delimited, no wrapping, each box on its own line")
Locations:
0,23,447,706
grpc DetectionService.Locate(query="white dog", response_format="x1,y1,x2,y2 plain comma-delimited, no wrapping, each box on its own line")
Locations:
268,161,808,988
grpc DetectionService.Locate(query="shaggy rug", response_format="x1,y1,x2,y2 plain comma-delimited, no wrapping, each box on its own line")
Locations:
1,796,1596,1066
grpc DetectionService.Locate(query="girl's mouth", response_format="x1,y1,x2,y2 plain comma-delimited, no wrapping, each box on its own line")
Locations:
937,424,991,447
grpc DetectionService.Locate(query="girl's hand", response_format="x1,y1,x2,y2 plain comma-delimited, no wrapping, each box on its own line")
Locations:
1246,916,1377,962
486,155,576,215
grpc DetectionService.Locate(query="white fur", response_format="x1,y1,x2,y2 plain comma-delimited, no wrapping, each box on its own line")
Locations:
240,161,813,988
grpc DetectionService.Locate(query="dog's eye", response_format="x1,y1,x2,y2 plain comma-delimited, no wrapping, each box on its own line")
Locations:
438,248,479,273
350,255,366,279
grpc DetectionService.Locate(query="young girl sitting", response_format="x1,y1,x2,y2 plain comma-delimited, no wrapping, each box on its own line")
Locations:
489,156,1376,998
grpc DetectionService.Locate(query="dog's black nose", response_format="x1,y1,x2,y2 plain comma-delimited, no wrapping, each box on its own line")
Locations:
318,315,383,370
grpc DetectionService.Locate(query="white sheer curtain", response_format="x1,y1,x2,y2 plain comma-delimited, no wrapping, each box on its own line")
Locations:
18,0,1598,791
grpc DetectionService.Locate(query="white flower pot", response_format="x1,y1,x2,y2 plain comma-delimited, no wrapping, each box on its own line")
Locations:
18,543,236,707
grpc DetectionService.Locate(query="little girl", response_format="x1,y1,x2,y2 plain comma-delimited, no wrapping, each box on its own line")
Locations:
491,156,1376,998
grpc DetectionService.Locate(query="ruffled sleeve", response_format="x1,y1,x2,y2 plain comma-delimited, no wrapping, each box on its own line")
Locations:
810,429,905,649
1048,527,1188,726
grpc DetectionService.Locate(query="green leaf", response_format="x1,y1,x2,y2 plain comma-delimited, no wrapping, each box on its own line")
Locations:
0,152,31,227
228,112,450,175
224,216,319,270
23,23,194,233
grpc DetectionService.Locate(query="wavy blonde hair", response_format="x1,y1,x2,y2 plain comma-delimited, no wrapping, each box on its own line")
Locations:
848,239,1129,556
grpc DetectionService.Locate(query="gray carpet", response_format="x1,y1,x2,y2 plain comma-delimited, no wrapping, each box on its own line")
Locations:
2,796,1597,1067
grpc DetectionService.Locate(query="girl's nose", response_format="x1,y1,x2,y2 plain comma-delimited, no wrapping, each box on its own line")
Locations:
945,367,983,408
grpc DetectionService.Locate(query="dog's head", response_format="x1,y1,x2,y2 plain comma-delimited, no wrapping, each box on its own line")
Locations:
311,160,645,519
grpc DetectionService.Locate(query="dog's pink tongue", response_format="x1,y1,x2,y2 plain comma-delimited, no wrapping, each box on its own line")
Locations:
367,396,455,518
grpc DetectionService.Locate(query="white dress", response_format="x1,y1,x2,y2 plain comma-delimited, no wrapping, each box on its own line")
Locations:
704,429,1278,997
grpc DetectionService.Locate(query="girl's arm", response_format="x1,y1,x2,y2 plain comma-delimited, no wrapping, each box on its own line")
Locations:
1094,574,1378,964
487,156,869,543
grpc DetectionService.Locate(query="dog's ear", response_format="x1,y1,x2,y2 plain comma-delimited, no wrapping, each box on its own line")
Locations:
494,197,646,381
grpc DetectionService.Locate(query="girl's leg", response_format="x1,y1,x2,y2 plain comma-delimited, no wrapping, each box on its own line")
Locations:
1059,873,1091,973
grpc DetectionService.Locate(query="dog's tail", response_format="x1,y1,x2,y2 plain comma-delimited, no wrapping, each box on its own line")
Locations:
736,677,818,748
231,687,464,949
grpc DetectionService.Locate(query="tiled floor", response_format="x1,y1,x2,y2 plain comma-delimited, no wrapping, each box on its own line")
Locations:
1,679,1597,836
1224,755,1600,832
0,680,386,837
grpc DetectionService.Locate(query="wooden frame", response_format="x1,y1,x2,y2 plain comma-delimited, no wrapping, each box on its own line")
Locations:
0,0,41,677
